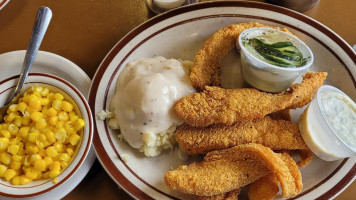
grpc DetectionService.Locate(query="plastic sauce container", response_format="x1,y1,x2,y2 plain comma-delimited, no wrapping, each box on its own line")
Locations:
237,27,314,93
299,85,356,161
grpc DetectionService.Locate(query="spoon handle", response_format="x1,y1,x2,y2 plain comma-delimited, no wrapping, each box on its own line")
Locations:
8,7,52,103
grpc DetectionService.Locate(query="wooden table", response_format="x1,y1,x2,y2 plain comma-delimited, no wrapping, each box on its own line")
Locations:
0,0,355,199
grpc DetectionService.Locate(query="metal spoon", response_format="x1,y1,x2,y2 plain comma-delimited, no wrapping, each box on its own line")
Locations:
0,7,52,121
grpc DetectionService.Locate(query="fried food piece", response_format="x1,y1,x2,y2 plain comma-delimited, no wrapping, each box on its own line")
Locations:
268,109,291,121
195,189,241,200
248,173,279,200
297,149,314,168
175,72,327,127
191,22,292,91
175,116,308,155
164,144,302,197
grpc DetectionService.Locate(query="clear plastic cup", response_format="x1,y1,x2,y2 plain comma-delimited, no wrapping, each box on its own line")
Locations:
237,27,314,93
299,85,356,161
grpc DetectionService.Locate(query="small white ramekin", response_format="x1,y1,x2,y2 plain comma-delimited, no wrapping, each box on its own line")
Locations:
237,27,314,93
299,85,356,161
0,73,93,198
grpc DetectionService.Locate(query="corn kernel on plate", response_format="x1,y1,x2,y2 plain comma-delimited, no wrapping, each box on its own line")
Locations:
0,52,95,200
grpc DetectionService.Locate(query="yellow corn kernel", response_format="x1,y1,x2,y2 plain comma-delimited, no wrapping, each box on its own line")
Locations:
30,154,42,165
19,127,30,140
9,137,21,145
69,134,81,146
49,170,60,179
8,124,19,135
49,161,61,171
22,116,31,126
66,148,74,156
43,171,50,179
30,112,43,122
59,153,70,162
4,169,16,181
17,102,27,112
53,142,64,153
0,164,8,176
9,104,18,112
58,111,69,121
35,118,47,130
55,128,66,143
28,132,39,143
43,156,53,166
52,100,62,110
10,161,21,170
38,148,47,157
48,116,58,126
7,144,19,155
0,138,10,151
46,107,57,117
54,93,64,101
52,177,58,184
26,143,39,154
38,133,47,142
29,96,42,111
0,152,11,165
40,98,49,106
36,141,45,150
23,155,30,167
56,121,64,129
20,176,32,185
45,131,55,143
25,171,37,180
61,161,69,169
41,88,49,96
69,115,79,123
46,146,58,158
11,176,20,185
61,101,73,112
22,95,30,104
14,117,22,127
12,154,23,162
34,159,46,171
1,130,11,138
74,119,85,131
6,112,17,122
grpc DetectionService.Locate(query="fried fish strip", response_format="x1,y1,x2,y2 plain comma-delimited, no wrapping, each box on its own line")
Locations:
175,72,327,127
175,116,308,156
191,22,292,91
195,189,241,200
248,173,279,200
164,144,302,197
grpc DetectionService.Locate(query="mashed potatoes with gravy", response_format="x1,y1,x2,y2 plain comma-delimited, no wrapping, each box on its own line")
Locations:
110,57,195,157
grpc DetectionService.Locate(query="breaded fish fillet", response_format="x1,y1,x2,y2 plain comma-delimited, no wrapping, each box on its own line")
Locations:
175,116,308,156
175,72,327,127
195,189,241,200
191,22,292,91
164,144,302,198
248,173,279,200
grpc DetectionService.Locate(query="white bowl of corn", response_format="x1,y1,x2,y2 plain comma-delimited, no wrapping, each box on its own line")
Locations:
0,73,93,198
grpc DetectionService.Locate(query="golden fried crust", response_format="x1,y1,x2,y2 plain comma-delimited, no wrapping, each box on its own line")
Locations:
268,109,291,121
248,173,279,200
175,116,308,156
195,189,241,200
191,22,292,91
296,149,314,168
164,144,302,197
175,72,327,127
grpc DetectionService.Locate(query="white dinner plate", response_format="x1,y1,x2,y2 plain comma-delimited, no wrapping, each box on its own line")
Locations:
0,50,96,200
89,1,356,200
0,0,10,10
